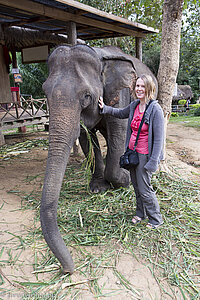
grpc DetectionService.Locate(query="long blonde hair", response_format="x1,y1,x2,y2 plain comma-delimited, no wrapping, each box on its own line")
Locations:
135,74,156,102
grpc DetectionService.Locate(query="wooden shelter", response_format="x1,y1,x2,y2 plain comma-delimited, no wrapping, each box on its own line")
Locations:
0,0,158,56
0,0,158,144
172,85,193,104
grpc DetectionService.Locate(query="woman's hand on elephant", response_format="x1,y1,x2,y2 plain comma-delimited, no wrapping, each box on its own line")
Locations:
98,96,104,109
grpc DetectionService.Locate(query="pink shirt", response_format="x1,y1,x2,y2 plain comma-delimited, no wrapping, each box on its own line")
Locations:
128,105,149,154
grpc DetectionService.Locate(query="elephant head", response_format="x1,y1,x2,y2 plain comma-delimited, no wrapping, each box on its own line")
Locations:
41,44,157,274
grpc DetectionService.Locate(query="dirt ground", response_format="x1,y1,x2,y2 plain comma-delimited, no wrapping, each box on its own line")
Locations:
166,123,200,183
0,123,199,299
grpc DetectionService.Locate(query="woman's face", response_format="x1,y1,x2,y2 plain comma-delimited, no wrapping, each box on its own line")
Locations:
135,78,146,101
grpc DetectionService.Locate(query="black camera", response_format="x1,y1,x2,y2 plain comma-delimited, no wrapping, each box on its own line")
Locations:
119,153,130,168
119,148,139,170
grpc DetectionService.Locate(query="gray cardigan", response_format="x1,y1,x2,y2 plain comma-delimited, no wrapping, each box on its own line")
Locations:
101,100,164,173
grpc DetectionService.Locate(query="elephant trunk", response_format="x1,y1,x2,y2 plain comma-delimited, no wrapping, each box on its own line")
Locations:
40,107,80,274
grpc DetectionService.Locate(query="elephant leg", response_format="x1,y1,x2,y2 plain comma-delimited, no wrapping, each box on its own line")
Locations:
79,128,111,192
104,115,130,188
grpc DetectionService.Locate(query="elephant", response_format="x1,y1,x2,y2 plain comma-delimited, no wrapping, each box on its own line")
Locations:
41,44,157,274
80,46,157,193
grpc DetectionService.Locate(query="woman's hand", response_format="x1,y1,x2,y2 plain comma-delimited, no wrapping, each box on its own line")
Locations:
98,96,104,109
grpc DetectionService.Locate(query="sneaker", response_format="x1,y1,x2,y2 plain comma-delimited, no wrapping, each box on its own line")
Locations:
146,222,163,230
132,216,143,224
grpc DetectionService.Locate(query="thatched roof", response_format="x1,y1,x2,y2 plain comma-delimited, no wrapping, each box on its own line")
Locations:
178,85,193,99
173,85,193,102
173,87,185,101
0,27,69,51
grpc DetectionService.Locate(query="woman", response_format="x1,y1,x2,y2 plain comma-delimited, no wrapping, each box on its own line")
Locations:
98,74,164,229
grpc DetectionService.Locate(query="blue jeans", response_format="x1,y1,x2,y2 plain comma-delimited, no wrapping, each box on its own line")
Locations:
130,153,163,225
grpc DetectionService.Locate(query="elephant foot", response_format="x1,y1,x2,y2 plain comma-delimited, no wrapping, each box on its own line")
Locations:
62,267,74,275
89,178,112,193
105,168,130,189
112,180,130,189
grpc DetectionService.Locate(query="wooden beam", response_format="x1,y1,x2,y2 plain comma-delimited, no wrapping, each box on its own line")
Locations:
2,16,51,28
66,21,77,45
0,45,12,104
11,50,17,68
55,0,159,34
0,0,146,37
80,32,124,40
135,37,142,61
0,130,5,146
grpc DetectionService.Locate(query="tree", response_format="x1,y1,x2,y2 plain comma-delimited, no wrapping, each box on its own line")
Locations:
10,53,48,98
157,0,184,118
155,0,184,161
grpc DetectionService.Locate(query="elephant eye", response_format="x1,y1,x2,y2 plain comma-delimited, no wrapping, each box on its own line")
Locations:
85,93,91,100
80,92,92,109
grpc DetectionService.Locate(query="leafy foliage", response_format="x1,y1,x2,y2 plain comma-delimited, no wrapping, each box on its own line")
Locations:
170,112,179,117
177,3,200,101
194,106,200,116
178,99,187,105
78,0,164,29
192,103,200,109
142,34,161,76
14,53,48,98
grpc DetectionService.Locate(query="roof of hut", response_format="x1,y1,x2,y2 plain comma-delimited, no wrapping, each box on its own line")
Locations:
0,0,158,50
178,85,193,100
173,85,193,101
0,27,68,51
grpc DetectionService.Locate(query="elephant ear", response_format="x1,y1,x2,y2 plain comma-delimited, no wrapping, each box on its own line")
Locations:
94,46,157,106
126,53,158,98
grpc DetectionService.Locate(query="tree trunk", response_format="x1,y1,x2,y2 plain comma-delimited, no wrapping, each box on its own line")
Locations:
157,0,184,159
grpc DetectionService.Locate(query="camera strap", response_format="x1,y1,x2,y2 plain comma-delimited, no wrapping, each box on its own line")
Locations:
133,100,153,151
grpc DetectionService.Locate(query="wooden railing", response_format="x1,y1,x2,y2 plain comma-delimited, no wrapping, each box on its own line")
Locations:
172,104,195,113
172,105,185,113
0,95,49,130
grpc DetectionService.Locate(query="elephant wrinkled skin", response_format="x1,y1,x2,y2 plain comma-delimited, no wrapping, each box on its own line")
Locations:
41,44,157,274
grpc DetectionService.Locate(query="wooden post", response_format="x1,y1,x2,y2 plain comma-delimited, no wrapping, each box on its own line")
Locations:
66,21,77,46
66,21,79,155
0,130,5,146
12,50,26,133
0,45,12,104
135,37,143,61
0,44,12,145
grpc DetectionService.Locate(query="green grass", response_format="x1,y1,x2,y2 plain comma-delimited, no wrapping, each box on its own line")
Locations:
0,139,48,160
7,162,200,299
169,115,200,129
1,139,200,299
